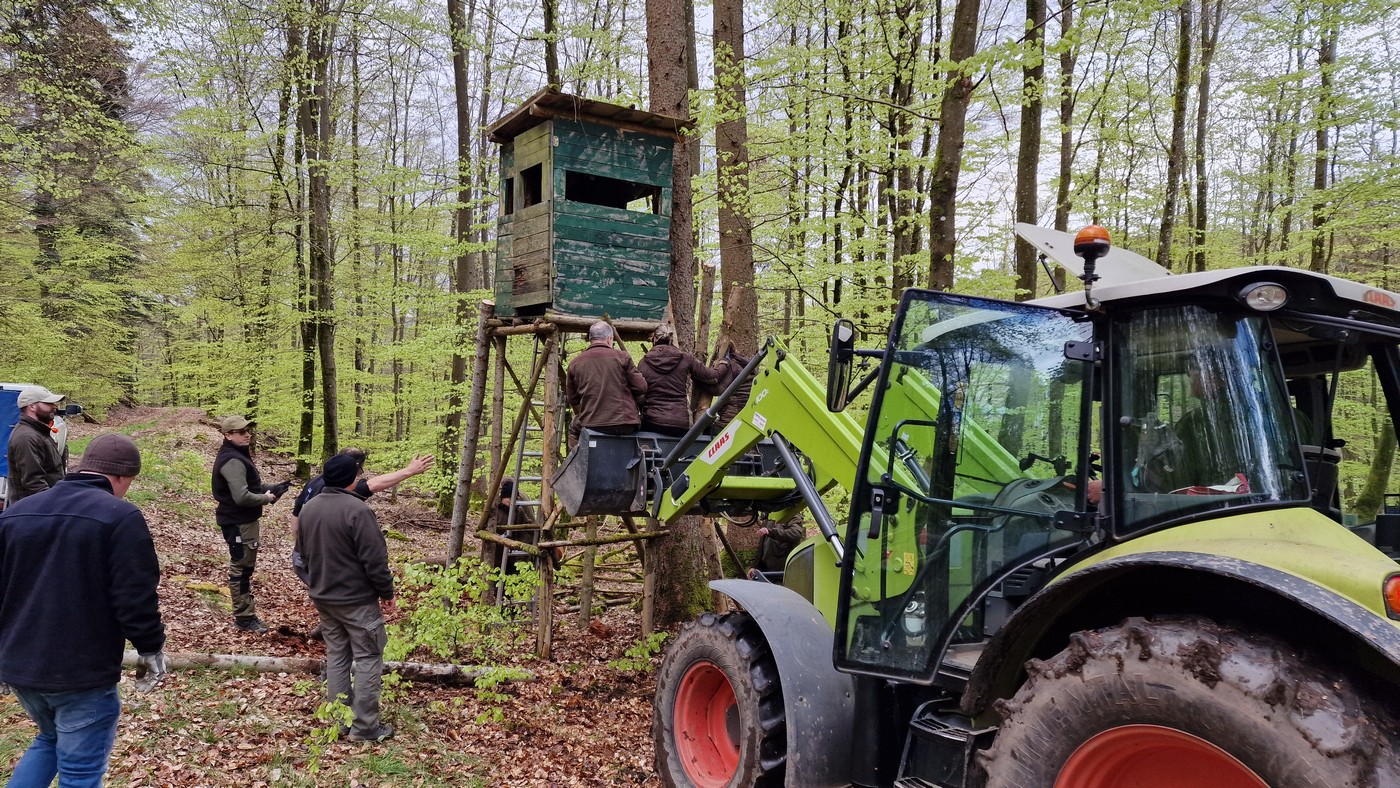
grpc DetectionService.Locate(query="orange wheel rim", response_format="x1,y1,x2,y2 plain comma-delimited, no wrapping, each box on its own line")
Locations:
673,661,740,787
1056,724,1269,788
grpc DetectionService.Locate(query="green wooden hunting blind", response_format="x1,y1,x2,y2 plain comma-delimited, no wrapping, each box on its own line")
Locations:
487,90,691,320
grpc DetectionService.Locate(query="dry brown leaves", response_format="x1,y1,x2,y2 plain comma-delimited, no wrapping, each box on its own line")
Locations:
5,407,664,786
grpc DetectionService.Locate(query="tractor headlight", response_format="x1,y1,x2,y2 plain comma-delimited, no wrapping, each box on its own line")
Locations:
1241,282,1289,311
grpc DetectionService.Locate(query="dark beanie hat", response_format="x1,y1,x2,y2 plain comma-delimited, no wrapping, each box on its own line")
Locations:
76,434,142,477
323,453,359,488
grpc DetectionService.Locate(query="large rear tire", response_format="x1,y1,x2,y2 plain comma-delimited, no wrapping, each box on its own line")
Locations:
653,612,786,788
979,616,1400,787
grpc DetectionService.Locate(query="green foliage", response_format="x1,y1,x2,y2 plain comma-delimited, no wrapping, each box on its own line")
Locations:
608,632,669,673
385,558,538,665
305,697,353,773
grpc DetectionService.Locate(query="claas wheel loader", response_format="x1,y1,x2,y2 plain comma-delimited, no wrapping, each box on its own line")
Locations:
649,225,1400,788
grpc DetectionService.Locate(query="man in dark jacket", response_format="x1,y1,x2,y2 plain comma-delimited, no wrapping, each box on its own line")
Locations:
290,448,434,583
0,433,165,786
5,385,67,506
752,517,807,575
565,321,647,440
638,324,722,436
706,344,753,428
211,415,290,633
297,453,396,743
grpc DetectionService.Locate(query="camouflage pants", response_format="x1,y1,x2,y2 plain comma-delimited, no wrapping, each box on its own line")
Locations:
221,520,261,619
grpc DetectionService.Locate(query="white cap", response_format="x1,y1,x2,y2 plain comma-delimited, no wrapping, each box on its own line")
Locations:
16,386,65,408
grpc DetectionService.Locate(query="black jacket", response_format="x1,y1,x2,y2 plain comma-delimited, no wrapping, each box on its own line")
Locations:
639,344,721,431
297,486,394,607
705,351,753,427
6,416,64,504
0,474,164,690
211,441,266,525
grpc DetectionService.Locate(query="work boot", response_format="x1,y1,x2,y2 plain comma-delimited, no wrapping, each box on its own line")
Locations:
235,616,269,634
348,724,394,743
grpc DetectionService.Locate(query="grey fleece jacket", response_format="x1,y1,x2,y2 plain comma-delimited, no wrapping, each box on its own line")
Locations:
295,486,394,606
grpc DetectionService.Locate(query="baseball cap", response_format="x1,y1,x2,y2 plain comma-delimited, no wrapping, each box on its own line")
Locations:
16,386,65,408
218,415,255,433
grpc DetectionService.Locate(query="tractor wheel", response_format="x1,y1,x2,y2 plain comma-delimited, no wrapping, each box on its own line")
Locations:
653,612,786,788
979,616,1400,788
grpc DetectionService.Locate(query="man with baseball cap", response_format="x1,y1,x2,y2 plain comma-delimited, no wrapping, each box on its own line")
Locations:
5,385,67,506
211,415,291,633
0,433,166,786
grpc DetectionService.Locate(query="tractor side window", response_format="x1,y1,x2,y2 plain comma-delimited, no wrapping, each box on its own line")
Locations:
1114,306,1309,531
838,293,1091,680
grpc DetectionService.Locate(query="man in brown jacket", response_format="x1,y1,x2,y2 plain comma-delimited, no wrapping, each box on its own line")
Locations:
639,324,721,436
565,321,647,440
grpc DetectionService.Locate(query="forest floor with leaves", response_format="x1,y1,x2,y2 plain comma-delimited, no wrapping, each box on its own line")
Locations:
0,407,662,786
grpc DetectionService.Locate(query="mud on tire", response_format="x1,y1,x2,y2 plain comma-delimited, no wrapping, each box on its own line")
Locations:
979,616,1400,788
653,612,786,788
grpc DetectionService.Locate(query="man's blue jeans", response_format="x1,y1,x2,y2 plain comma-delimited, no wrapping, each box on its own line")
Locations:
8,684,121,788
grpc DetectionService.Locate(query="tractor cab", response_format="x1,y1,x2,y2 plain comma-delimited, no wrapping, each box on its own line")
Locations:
832,236,1400,688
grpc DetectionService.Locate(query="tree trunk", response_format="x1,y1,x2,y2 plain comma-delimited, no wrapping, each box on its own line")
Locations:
648,0,713,626
1353,421,1396,522
121,651,532,684
1309,19,1337,274
1013,0,1045,301
714,0,758,357
926,0,983,292
1191,0,1222,273
1053,0,1075,237
1156,0,1192,270
444,0,479,472
303,0,340,460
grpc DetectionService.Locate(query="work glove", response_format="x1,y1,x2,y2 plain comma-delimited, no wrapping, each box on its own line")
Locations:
0,682,9,696
134,651,168,692
266,480,293,501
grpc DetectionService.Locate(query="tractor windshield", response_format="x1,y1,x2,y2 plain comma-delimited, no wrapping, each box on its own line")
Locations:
1111,305,1310,531
837,292,1092,681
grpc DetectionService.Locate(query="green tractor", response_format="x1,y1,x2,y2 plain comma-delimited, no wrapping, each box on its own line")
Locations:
649,226,1400,787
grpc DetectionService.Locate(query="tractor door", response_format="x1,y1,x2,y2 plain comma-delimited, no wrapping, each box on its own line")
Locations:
835,291,1094,682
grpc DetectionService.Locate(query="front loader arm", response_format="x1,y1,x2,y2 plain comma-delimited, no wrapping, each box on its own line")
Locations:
656,341,866,524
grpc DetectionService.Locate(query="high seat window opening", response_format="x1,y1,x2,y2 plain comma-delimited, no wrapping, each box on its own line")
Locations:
564,170,661,214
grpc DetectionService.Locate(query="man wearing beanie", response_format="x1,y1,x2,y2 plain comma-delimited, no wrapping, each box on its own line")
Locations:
0,433,166,786
5,385,68,505
210,416,291,634
297,453,396,742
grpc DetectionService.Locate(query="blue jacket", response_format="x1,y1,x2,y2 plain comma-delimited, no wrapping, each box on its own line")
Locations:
0,473,165,690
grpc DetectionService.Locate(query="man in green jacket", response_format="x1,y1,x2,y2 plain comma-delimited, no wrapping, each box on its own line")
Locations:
5,386,67,506
297,453,395,743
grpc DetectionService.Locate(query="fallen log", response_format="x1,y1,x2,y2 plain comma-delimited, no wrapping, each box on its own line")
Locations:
121,650,533,685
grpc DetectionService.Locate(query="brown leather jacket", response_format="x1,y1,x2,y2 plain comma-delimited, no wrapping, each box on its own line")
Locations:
565,342,648,429
639,344,721,432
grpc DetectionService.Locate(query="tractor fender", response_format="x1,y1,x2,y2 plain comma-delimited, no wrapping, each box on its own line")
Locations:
961,551,1400,718
711,579,854,787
